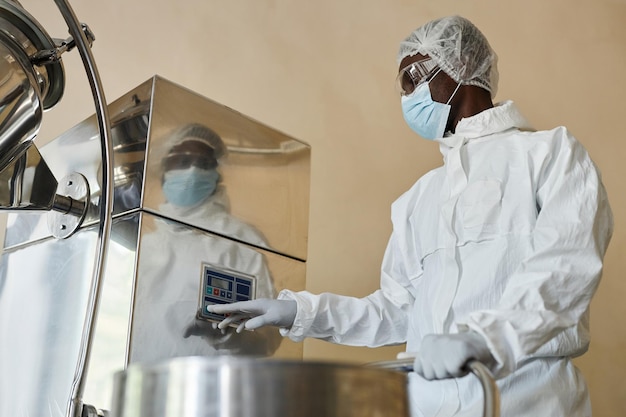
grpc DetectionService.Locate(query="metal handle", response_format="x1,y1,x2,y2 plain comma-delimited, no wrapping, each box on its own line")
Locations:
368,358,500,417
52,1,114,417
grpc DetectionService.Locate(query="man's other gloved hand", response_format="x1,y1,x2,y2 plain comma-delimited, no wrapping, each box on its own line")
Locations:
399,332,495,380
206,299,297,333
182,318,230,338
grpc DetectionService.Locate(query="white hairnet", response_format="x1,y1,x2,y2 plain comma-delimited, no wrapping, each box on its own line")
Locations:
169,123,226,159
397,16,499,97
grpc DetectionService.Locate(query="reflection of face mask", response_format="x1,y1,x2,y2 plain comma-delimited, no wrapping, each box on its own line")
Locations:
162,167,220,207
401,75,460,140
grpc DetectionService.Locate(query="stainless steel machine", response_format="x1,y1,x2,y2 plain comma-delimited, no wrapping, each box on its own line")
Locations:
1,74,311,416
0,48,310,416
0,2,320,415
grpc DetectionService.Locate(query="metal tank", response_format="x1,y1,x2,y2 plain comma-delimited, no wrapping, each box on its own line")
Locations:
0,76,310,416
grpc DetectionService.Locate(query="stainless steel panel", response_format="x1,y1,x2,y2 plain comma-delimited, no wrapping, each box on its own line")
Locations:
129,212,305,364
143,77,310,260
0,215,139,417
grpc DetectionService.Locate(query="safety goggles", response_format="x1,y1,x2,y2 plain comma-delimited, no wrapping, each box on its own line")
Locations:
162,140,219,172
395,57,439,96
163,152,217,172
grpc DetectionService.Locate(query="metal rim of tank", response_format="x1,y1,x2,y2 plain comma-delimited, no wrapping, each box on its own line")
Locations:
111,356,411,417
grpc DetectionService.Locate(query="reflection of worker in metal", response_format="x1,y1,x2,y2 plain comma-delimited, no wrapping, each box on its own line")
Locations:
158,124,271,247
208,16,613,417
160,125,224,210
130,124,281,363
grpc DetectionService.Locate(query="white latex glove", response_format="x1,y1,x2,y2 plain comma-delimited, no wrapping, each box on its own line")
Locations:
206,299,297,333
399,332,495,380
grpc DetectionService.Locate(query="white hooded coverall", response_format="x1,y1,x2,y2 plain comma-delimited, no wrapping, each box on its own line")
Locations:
279,101,613,416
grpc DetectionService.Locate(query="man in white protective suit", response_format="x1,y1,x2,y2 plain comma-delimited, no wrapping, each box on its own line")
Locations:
208,15,614,417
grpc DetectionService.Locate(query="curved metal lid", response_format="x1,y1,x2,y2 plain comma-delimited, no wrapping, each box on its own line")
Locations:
0,1,65,109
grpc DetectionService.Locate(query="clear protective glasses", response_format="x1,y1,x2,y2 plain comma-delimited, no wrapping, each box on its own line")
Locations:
162,140,219,172
395,57,439,96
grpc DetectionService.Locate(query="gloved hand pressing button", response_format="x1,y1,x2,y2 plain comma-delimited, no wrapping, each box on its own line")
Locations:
207,299,297,333
399,332,495,380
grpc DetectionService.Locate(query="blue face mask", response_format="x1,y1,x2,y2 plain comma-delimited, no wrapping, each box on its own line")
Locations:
162,167,220,207
401,72,461,140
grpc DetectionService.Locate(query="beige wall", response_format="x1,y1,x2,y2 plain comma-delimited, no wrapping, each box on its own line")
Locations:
6,0,625,415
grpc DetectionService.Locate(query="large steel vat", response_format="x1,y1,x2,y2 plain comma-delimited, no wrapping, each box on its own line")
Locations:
109,356,500,417
110,357,410,417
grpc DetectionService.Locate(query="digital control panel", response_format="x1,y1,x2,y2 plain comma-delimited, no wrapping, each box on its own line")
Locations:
197,263,256,325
